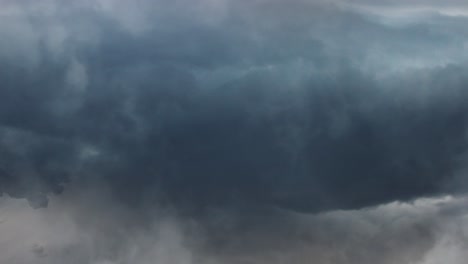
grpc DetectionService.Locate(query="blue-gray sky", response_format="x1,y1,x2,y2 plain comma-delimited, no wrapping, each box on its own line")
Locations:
1,0,468,263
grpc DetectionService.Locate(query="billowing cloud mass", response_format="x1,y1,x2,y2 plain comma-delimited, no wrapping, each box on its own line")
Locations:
1,0,468,263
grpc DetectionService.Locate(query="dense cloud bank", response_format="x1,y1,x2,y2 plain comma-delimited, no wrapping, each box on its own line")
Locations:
1,0,468,213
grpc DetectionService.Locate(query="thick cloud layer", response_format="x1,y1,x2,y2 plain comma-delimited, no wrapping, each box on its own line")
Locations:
3,1,468,263
1,0,468,214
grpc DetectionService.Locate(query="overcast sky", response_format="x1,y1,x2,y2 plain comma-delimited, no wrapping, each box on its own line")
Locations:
1,0,468,263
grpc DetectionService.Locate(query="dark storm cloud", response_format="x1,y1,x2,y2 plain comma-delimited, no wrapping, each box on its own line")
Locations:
0,0,468,213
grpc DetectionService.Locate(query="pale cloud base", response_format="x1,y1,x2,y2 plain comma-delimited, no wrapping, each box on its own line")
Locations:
1,194,468,264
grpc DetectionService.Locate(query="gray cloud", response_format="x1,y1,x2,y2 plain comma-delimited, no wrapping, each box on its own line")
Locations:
1,193,468,264
0,0,468,213
2,1,468,263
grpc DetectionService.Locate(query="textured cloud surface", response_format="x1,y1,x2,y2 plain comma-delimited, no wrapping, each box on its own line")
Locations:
1,0,468,212
1,0,468,263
